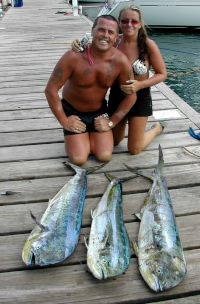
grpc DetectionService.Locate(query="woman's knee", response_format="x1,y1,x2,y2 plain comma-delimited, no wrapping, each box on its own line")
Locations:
128,143,143,155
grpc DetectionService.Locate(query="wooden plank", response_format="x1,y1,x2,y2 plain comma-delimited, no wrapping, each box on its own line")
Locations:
0,131,198,161
0,249,199,304
1,162,200,205
0,185,200,234
0,99,175,122
0,100,49,111
0,119,195,147
149,295,200,304
0,109,54,121
156,82,200,128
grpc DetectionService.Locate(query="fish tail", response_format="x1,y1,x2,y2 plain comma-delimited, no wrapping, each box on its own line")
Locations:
85,161,108,175
62,161,80,173
124,163,154,181
155,145,164,177
105,173,136,183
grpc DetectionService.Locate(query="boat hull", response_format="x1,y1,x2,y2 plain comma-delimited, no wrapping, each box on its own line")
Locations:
98,0,200,28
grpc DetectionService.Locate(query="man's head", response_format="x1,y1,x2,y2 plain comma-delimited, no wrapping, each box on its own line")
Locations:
93,15,119,32
91,15,119,51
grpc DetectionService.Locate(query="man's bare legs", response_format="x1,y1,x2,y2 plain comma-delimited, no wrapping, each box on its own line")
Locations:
90,130,114,162
65,133,90,166
65,130,114,166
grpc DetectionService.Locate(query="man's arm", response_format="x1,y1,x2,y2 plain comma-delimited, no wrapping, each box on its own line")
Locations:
44,51,86,133
95,56,136,131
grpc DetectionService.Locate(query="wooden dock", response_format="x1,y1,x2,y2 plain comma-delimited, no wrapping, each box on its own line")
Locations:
1,0,200,303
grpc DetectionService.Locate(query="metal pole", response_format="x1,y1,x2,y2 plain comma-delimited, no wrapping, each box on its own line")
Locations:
72,0,78,16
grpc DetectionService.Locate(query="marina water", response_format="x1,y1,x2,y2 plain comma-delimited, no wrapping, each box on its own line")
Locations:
82,4,200,114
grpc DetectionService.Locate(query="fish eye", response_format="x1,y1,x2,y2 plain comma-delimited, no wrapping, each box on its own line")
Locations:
102,259,107,264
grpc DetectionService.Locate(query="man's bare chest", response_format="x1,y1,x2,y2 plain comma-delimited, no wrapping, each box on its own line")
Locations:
71,61,119,88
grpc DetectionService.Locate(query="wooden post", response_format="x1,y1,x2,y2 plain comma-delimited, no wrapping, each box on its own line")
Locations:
72,0,78,16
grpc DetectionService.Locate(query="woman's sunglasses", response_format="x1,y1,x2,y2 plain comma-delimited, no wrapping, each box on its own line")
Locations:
120,19,139,25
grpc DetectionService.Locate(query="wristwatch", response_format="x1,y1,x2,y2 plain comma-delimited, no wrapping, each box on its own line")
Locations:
108,120,113,129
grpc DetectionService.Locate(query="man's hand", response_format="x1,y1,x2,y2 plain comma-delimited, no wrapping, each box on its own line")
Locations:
64,115,86,133
120,80,142,94
94,117,112,132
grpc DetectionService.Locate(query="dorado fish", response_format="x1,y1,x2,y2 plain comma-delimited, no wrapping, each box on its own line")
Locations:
22,161,107,267
85,173,135,280
124,145,187,292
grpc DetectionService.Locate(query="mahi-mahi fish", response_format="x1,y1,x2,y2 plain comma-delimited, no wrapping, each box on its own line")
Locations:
22,161,107,267
85,173,135,279
124,145,187,292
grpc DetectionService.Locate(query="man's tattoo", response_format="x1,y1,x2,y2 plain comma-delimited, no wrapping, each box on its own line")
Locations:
50,68,63,84
83,69,92,76
106,65,114,83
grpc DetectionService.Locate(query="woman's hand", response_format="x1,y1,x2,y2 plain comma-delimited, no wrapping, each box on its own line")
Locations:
120,80,142,94
71,39,82,52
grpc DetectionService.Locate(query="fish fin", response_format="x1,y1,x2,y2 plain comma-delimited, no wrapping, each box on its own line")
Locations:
155,145,164,176
105,173,116,181
105,173,137,183
132,241,139,257
135,212,141,220
124,163,154,181
84,236,89,249
30,211,46,231
101,228,109,246
85,161,109,175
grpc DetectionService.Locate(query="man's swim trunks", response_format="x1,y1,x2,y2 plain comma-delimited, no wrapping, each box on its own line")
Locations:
108,80,152,117
61,98,109,136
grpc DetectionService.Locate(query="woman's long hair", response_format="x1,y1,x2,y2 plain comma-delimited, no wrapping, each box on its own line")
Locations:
118,5,149,62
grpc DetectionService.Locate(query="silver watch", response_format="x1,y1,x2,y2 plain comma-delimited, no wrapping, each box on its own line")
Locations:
108,120,113,129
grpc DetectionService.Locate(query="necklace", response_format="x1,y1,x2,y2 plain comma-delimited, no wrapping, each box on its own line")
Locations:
87,45,94,66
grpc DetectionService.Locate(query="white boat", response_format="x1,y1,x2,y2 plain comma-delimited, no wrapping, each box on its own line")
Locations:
79,0,105,3
98,0,200,28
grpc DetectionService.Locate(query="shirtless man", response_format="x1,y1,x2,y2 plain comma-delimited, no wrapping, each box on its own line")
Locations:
45,15,136,166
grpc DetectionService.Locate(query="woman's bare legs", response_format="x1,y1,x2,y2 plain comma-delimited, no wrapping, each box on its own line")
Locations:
127,117,163,155
112,117,128,146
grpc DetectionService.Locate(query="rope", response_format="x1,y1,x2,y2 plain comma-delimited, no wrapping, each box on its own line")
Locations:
167,67,200,78
183,146,200,158
151,67,200,78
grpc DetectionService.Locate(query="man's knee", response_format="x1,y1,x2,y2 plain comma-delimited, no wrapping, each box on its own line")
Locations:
95,151,112,163
69,155,88,166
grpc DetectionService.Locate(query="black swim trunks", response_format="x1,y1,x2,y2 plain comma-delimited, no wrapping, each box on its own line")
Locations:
107,80,152,117
61,98,109,136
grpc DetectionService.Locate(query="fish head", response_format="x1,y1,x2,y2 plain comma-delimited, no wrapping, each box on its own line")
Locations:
87,255,104,280
87,250,113,280
22,232,54,266
140,252,186,292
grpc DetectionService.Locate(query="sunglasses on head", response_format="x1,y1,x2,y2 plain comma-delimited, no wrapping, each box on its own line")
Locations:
120,19,139,25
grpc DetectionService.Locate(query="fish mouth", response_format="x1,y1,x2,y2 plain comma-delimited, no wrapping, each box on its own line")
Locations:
30,252,36,266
